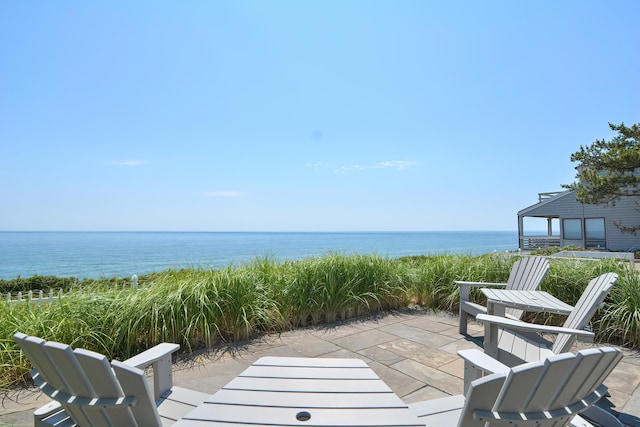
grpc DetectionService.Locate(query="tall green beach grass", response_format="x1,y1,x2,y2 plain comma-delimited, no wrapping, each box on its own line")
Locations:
1,253,638,389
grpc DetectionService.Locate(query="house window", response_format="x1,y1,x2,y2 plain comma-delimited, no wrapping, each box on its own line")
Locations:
563,219,582,240
585,218,606,248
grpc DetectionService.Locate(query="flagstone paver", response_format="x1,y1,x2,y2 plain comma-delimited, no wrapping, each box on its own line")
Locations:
330,328,398,351
356,344,406,365
367,360,427,397
379,323,458,347
391,358,465,396
377,338,460,369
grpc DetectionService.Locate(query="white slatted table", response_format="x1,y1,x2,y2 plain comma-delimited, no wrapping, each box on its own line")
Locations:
173,356,423,427
481,289,574,358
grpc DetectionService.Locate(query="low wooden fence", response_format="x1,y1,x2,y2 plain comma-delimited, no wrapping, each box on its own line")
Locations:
5,275,140,305
6,289,66,305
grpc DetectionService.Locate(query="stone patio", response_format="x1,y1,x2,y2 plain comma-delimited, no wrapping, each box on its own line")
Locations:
2,308,639,426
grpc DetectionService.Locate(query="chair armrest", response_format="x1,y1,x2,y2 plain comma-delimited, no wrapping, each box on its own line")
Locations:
476,314,595,340
455,281,507,288
458,349,509,375
457,349,510,396
122,343,180,400
122,343,180,369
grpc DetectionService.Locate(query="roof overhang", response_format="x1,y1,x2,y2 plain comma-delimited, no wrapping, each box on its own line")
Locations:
518,190,575,217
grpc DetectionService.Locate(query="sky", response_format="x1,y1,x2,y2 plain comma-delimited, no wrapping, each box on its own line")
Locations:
1,1,639,232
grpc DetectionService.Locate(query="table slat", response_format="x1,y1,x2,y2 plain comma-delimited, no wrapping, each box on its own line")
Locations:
254,357,369,368
241,365,379,380
208,389,404,408
220,377,392,393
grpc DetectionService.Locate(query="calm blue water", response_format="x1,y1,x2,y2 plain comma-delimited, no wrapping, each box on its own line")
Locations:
0,231,518,279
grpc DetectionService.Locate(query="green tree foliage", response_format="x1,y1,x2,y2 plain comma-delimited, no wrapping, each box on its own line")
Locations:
564,122,640,206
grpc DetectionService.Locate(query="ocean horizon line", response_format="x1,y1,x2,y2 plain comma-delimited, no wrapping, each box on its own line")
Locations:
0,229,521,233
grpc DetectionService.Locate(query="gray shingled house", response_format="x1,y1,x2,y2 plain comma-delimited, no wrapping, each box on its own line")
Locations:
517,190,640,252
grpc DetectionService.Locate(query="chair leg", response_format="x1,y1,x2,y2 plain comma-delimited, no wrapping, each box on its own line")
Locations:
459,286,471,335
459,309,468,335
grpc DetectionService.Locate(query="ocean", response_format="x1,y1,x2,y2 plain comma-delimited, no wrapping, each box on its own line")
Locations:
0,231,519,280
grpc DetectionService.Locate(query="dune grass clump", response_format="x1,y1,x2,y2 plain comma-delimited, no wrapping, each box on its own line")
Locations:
595,270,640,347
101,266,284,357
273,253,409,326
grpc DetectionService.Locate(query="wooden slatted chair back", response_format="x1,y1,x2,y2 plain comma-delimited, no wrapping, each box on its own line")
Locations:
552,272,618,354
458,346,622,427
503,256,550,319
14,333,162,427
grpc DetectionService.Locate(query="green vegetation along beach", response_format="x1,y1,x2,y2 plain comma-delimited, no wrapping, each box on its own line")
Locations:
2,253,639,389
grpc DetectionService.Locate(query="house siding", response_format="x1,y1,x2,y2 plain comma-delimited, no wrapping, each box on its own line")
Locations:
597,197,640,251
519,191,640,252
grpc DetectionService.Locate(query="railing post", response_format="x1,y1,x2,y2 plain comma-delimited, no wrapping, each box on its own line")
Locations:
131,274,138,290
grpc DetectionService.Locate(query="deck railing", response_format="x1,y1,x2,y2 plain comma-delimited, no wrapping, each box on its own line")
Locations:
520,235,561,250
538,192,561,202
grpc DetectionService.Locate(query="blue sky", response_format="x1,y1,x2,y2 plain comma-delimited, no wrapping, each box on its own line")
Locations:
1,1,638,232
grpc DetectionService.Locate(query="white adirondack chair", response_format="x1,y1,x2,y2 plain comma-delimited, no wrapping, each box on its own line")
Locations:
477,272,617,367
457,256,550,334
409,346,623,427
14,333,209,427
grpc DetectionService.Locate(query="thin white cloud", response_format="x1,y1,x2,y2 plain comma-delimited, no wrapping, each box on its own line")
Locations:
113,160,146,167
336,160,415,173
375,160,414,170
202,191,244,198
337,164,366,173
